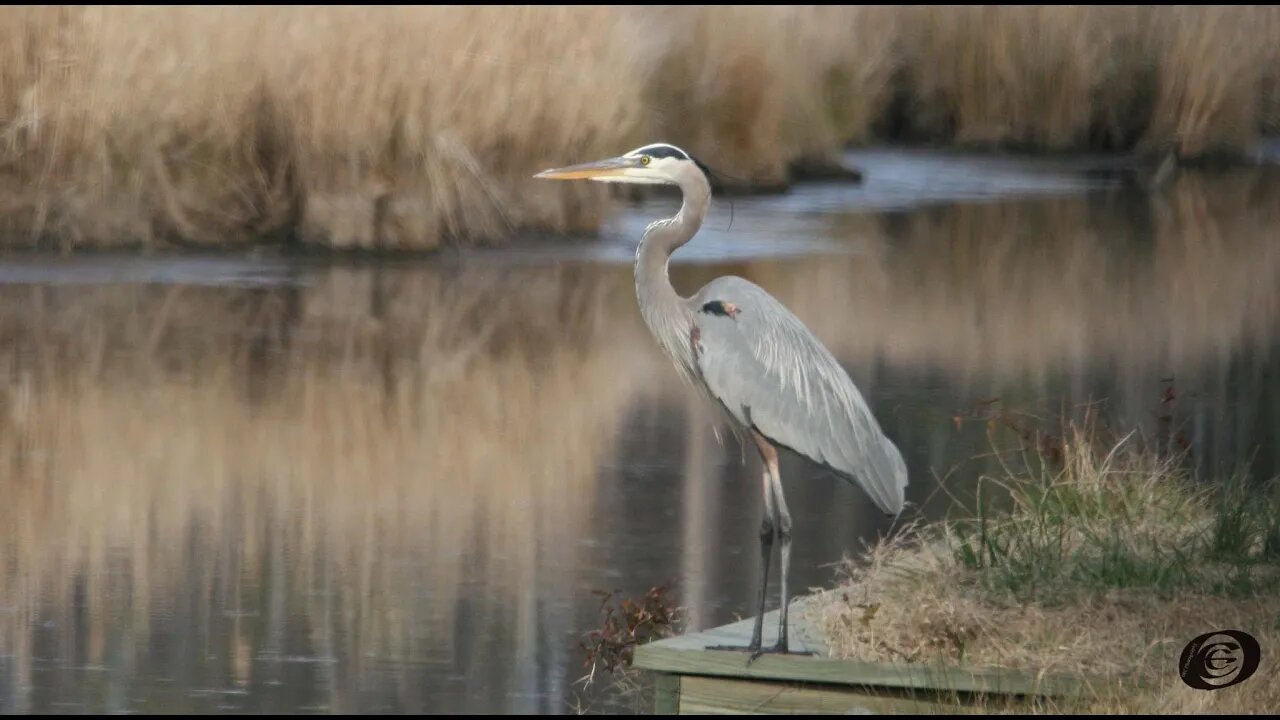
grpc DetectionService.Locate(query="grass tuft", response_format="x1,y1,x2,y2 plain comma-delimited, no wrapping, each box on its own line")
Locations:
814,414,1280,711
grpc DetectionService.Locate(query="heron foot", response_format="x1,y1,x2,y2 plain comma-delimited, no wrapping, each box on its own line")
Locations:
748,642,817,665
705,641,816,666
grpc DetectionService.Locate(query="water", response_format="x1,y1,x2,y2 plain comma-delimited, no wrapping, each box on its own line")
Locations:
1,150,1278,713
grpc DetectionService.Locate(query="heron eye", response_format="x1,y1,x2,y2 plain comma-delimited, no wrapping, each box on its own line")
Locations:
640,155,650,166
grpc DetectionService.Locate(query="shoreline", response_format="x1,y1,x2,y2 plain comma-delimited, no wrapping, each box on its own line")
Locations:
2,143,1276,259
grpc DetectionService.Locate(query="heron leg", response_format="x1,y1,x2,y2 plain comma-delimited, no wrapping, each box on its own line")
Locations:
752,433,815,661
770,466,801,654
749,472,775,649
706,437,776,655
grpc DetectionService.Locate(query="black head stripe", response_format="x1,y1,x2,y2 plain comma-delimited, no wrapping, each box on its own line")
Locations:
636,143,690,161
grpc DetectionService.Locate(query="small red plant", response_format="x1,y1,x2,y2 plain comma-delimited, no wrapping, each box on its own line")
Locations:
579,584,680,675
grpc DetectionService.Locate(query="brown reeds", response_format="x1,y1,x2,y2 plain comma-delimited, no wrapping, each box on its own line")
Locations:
0,7,1277,250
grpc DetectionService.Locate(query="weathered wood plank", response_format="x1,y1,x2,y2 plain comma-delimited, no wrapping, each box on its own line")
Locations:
653,673,681,715
678,676,986,715
634,598,1087,699
647,598,828,655
636,643,1082,698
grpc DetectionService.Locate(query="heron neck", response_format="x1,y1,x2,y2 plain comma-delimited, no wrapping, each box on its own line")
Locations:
635,173,710,369
635,175,710,304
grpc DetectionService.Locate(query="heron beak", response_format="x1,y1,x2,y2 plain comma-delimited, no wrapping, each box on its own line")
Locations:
533,156,637,180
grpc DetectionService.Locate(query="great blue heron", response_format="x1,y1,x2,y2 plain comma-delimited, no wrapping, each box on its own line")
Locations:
535,143,908,660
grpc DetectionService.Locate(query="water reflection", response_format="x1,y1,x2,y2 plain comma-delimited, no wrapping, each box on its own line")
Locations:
0,265,640,713
1,165,1279,713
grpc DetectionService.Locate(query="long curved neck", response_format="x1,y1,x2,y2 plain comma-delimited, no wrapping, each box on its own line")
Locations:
635,170,711,376
636,172,710,308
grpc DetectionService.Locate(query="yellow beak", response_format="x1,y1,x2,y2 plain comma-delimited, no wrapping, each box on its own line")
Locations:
533,156,637,180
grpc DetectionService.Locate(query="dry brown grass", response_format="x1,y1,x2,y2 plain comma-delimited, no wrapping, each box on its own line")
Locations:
0,6,892,249
1264,9,1280,134
1142,6,1277,158
898,6,1280,156
810,425,1280,713
1,7,1278,250
644,6,899,184
0,7,654,249
900,6,1126,150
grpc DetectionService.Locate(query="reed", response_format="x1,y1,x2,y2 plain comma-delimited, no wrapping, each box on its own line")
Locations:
1,7,1277,249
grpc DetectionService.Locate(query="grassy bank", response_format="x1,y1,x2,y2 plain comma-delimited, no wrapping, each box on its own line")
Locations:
812,418,1280,712
1,6,1279,250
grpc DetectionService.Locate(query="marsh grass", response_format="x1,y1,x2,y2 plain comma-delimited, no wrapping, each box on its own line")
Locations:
949,431,1280,604
1,7,1279,249
815,414,1280,712
894,6,1280,158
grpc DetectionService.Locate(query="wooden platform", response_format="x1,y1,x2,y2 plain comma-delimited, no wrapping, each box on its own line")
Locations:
633,597,1086,715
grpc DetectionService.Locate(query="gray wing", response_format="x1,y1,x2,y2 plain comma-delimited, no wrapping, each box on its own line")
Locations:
689,276,907,516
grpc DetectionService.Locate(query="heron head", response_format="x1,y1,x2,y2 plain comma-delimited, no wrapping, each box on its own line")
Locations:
533,143,707,186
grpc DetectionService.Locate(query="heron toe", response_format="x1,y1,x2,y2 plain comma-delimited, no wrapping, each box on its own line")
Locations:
748,642,817,665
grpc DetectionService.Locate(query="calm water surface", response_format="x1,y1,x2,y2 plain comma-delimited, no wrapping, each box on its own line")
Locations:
1,151,1279,713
